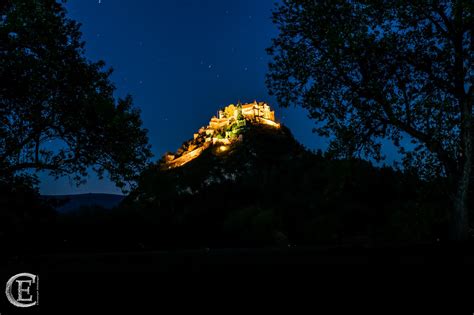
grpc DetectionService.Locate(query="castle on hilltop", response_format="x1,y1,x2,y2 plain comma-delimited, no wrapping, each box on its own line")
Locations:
162,101,280,170
209,102,278,130
207,101,279,134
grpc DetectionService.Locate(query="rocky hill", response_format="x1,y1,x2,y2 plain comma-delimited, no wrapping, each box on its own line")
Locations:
159,101,281,170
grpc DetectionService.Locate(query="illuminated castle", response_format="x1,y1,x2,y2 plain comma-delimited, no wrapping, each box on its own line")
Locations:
162,101,280,169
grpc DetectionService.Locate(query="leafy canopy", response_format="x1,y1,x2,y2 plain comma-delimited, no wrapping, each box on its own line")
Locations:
0,0,152,190
267,0,473,178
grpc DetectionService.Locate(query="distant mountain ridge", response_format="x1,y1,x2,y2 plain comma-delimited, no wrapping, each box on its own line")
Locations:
43,193,125,213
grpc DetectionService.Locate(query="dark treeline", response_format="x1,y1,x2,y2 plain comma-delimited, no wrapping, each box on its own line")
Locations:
1,124,455,255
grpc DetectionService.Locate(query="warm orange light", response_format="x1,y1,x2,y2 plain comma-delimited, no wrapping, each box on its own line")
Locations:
162,102,279,169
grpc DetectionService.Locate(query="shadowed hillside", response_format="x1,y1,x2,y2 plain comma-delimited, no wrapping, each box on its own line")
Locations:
117,103,449,250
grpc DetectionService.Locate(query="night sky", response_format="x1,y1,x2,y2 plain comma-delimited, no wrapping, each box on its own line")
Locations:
39,0,397,195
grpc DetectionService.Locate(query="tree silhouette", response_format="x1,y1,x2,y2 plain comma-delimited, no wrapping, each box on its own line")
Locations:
266,0,473,240
0,0,152,191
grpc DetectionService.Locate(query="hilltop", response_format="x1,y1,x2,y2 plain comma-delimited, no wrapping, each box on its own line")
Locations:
120,102,448,249
133,101,309,205
160,101,282,170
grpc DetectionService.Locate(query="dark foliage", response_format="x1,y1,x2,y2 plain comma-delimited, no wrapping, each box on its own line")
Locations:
60,123,446,252
0,0,152,191
0,176,58,256
0,0,153,259
266,0,473,239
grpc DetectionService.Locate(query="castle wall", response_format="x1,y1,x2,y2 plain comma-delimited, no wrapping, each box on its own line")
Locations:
164,102,279,169
209,117,230,129
166,142,210,169
259,117,280,128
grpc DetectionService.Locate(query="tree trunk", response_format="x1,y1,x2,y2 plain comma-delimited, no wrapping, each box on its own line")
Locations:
450,0,471,241
452,162,470,240
451,101,472,240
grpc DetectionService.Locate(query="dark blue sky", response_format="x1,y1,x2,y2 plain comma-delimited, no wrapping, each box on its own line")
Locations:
39,0,397,195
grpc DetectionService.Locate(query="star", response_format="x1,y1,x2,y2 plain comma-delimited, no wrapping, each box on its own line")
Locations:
208,64,212,69
98,0,102,4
